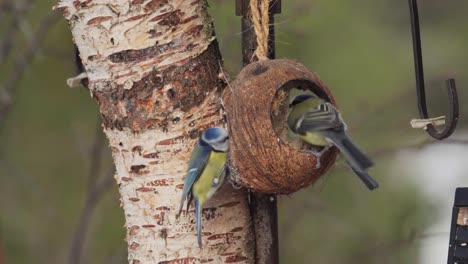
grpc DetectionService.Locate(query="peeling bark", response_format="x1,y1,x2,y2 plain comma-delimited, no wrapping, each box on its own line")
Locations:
55,0,254,262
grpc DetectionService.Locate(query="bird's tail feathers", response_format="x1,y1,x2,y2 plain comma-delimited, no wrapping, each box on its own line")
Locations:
186,194,193,214
176,198,185,219
327,132,374,171
351,167,379,190
195,200,203,248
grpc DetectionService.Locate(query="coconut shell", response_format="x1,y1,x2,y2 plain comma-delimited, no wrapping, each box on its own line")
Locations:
223,59,339,194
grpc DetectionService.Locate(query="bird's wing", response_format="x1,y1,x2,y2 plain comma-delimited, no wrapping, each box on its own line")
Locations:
297,102,343,133
177,141,211,216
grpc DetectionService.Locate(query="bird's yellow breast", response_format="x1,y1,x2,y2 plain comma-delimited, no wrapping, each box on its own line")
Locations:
300,132,330,146
193,151,227,204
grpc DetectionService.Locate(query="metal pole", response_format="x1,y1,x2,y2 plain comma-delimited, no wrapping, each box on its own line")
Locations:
236,1,281,263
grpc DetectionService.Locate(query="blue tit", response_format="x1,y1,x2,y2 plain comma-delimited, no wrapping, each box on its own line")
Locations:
287,89,379,190
177,127,229,247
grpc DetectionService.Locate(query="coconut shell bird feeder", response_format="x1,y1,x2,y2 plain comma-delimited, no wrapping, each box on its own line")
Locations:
223,59,340,194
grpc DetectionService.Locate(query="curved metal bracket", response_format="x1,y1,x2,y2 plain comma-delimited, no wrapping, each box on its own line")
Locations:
408,0,459,140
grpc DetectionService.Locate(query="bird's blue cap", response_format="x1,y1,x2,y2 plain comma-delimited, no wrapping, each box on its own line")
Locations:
202,127,227,141
289,94,316,106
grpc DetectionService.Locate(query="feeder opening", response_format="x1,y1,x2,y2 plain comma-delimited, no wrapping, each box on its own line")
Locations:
271,79,333,151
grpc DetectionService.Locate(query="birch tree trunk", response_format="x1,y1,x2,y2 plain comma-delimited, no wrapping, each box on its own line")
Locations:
54,0,255,262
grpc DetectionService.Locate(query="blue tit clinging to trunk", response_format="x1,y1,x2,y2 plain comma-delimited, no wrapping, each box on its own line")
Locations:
177,127,229,248
287,89,379,190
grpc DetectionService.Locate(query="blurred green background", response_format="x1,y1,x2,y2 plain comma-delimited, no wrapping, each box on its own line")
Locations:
1,0,468,263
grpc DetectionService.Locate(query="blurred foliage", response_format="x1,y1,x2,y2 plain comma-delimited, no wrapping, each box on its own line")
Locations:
1,0,468,263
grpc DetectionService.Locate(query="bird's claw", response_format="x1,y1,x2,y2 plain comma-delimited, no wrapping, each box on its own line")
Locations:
306,145,332,169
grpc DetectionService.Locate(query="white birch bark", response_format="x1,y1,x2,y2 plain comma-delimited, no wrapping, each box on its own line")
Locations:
54,0,255,263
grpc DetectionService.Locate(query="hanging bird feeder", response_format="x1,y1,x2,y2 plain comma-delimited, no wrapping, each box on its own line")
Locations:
223,59,340,194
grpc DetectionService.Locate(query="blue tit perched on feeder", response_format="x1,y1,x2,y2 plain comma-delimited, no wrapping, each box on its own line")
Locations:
177,127,229,247
287,89,379,190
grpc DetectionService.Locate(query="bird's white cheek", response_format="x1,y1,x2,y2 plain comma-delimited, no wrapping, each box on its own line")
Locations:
219,142,229,152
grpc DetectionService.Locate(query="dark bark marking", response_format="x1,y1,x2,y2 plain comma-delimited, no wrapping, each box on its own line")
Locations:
129,242,140,250
125,14,149,22
202,207,217,221
95,43,223,132
147,178,174,186
73,0,92,9
88,55,98,62
183,25,203,38
87,16,112,25
171,117,180,124
136,187,155,192
225,256,248,263
132,145,143,154
149,10,183,24
144,0,169,12
129,198,140,202
130,165,146,174
166,88,176,100
219,201,240,208
155,211,167,225
180,15,199,25
158,258,198,264
207,233,234,241
188,129,199,139
157,135,184,145
129,225,140,236
159,228,168,239
148,29,163,38
143,152,160,158
157,11,184,27
185,43,198,52
108,41,177,63
229,227,243,232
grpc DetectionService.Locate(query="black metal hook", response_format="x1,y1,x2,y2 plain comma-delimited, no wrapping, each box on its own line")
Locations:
408,0,459,140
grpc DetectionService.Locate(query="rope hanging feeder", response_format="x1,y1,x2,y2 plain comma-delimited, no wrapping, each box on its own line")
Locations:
225,0,340,194
249,0,270,61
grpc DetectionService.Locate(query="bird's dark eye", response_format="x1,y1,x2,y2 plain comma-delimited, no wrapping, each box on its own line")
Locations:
222,136,229,142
